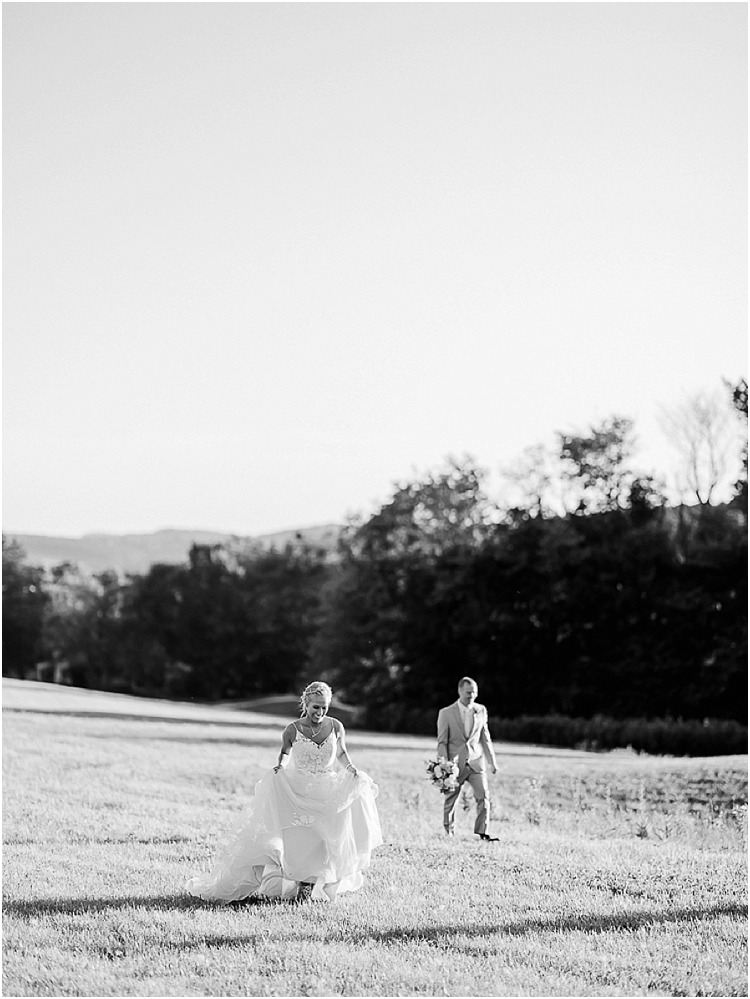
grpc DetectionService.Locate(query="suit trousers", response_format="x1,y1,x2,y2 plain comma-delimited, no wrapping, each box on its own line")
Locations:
443,764,490,835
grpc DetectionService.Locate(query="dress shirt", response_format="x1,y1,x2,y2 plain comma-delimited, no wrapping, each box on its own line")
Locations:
457,700,474,738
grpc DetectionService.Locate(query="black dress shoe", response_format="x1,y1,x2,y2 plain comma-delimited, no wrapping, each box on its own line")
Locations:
477,833,499,842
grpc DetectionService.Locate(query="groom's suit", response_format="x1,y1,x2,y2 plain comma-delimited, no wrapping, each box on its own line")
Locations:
437,700,498,836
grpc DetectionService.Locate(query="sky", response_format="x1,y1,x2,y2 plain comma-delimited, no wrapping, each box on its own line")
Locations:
3,2,747,538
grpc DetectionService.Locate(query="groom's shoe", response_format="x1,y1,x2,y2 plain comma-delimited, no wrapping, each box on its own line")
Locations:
477,833,499,842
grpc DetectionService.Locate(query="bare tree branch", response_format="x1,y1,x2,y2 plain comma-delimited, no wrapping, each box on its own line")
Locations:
659,389,734,505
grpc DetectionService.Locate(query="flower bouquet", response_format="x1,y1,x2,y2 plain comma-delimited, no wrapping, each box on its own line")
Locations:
426,756,460,794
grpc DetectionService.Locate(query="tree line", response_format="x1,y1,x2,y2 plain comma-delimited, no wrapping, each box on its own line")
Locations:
3,383,747,751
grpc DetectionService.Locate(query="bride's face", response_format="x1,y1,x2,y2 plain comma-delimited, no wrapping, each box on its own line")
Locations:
305,694,330,725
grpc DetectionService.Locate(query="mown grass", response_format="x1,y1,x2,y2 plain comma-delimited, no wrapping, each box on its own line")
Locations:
2,679,747,997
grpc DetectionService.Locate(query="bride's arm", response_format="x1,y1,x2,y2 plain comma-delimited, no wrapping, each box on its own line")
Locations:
333,719,359,777
273,723,297,772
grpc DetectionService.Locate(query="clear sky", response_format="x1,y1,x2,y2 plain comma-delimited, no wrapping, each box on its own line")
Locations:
3,2,747,537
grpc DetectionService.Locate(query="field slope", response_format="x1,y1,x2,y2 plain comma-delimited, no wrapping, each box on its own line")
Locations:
2,679,747,997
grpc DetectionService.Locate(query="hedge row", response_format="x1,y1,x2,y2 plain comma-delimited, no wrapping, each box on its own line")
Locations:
364,704,747,756
491,714,747,757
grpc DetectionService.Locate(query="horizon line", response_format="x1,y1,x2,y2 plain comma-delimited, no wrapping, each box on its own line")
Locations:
2,523,345,541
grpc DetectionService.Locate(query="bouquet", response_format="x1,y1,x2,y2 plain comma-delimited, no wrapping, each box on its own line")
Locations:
426,756,460,794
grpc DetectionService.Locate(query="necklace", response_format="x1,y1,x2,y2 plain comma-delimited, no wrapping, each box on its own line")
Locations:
307,718,323,737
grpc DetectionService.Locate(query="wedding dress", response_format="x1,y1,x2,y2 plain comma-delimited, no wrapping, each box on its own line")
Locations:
186,727,382,902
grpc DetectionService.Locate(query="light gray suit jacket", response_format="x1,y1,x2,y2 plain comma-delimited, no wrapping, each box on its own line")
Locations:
437,701,497,773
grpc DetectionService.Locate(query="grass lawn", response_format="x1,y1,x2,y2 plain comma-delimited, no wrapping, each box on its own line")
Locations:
2,678,747,998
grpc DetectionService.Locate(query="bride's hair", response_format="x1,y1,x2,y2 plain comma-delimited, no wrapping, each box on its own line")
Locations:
299,681,333,714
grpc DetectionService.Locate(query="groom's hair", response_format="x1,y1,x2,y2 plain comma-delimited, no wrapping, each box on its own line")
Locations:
458,676,477,690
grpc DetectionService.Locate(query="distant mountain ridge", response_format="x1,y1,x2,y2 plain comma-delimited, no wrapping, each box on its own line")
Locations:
5,525,342,575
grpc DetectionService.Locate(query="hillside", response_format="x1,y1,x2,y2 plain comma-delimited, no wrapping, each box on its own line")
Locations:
3,678,747,998
4,524,342,574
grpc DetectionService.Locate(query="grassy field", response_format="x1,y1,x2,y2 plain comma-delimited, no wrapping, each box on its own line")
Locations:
2,679,747,998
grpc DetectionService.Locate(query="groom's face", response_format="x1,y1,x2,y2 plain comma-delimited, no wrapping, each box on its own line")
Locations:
458,682,478,706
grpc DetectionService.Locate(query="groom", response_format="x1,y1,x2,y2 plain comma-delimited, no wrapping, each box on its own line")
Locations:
437,677,499,841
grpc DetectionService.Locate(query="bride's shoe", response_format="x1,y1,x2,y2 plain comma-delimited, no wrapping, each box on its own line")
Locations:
296,881,314,902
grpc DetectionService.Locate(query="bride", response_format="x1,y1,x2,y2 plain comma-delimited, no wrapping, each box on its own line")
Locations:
186,681,383,903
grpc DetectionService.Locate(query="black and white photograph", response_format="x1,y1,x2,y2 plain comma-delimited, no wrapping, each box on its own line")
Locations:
3,2,747,996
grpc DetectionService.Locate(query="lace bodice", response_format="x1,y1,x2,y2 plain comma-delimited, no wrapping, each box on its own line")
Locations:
291,730,337,774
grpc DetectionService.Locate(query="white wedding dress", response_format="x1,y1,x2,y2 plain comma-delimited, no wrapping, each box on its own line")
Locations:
186,727,382,902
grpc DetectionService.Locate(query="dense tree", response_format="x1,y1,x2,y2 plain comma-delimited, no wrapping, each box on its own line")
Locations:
231,543,330,698
348,455,494,561
120,542,331,700
726,377,748,512
2,537,48,677
558,416,641,514
498,443,558,520
314,444,745,728
5,402,745,738
312,458,493,717
37,562,100,685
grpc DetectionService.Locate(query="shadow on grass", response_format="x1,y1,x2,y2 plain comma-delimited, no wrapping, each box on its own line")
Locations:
360,904,749,943
4,897,746,941
3,895,205,917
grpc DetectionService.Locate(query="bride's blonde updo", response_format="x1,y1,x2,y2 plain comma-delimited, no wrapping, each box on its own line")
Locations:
299,681,333,715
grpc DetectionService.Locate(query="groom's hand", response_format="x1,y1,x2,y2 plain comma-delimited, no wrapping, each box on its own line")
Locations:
491,764,498,775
